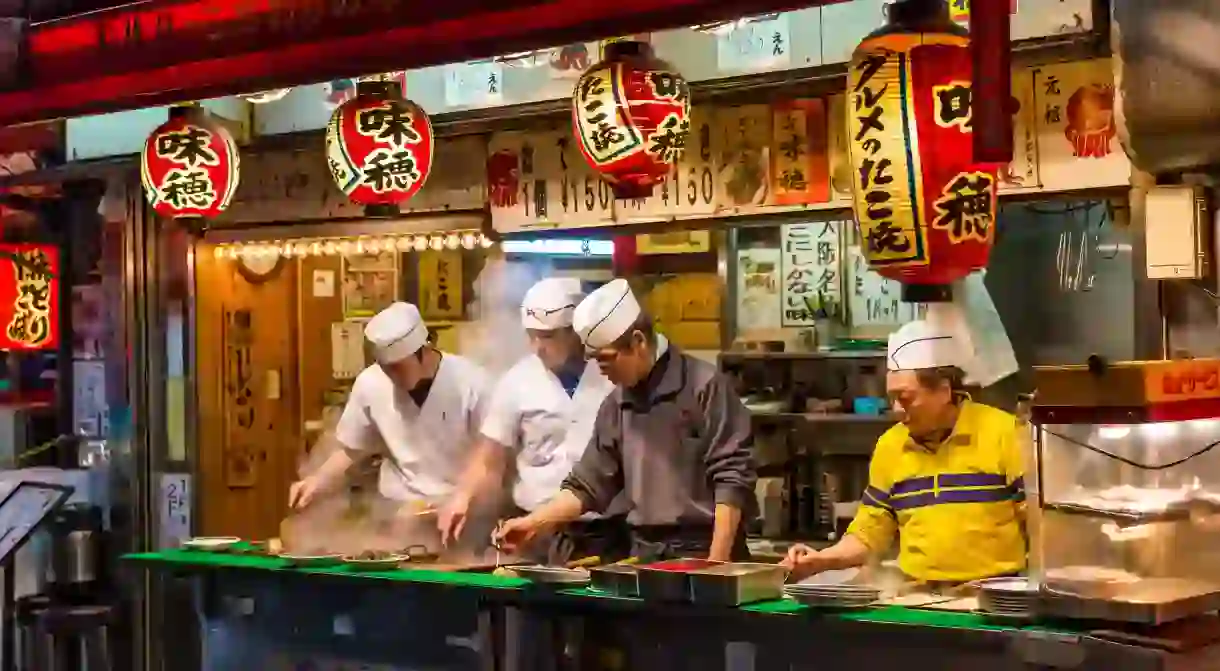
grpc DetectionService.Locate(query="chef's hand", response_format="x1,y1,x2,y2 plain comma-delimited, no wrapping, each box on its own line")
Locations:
492,516,541,552
780,543,824,581
438,494,472,547
288,476,322,509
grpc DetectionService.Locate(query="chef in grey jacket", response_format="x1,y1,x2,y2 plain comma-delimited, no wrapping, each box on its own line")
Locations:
494,279,757,562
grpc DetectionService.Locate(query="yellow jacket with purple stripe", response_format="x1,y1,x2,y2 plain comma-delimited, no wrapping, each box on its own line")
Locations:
846,400,1026,582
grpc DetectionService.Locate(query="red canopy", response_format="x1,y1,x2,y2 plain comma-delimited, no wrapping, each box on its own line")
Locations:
0,0,846,126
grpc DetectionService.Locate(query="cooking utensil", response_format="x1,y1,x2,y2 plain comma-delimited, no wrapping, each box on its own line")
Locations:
689,563,787,606
589,558,641,596
512,565,591,585
342,553,409,571
182,536,241,552
279,553,344,568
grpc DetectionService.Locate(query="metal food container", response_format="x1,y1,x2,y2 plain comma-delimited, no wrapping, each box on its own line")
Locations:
688,563,787,606
511,565,591,586
636,559,721,602
589,563,639,596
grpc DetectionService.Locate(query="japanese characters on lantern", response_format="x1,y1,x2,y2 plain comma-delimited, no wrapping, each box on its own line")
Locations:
325,80,434,217
847,28,998,291
0,245,58,351
140,106,241,220
572,41,691,199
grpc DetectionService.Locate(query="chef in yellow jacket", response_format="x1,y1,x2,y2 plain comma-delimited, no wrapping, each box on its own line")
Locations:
783,318,1026,584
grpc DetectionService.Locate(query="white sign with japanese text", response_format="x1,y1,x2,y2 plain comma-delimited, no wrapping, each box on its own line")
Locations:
488,128,617,233
444,60,505,109
845,227,925,329
717,14,792,74
781,221,842,326
736,247,782,332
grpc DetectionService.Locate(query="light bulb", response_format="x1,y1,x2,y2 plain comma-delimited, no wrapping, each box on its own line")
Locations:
355,239,367,255
212,246,225,259
413,237,428,252
428,236,444,251
337,240,354,255
479,234,496,249
225,246,240,260
323,241,338,255
396,237,414,252
444,234,460,250
460,233,477,250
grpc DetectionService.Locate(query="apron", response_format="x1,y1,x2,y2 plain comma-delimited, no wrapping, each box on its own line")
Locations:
546,514,631,565
628,525,751,562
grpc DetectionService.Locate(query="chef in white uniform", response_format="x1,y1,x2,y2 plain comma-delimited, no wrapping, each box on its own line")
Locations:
440,278,626,562
289,301,491,512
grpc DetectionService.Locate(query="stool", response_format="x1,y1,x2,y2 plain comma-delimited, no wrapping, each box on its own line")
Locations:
15,594,52,671
30,604,115,671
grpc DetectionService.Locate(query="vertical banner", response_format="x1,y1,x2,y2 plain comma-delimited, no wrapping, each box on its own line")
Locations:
781,221,842,326
769,99,830,206
0,244,59,351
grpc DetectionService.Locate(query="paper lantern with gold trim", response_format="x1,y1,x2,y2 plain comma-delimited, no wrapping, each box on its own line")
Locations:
141,105,240,220
326,78,434,217
846,0,998,300
571,41,690,200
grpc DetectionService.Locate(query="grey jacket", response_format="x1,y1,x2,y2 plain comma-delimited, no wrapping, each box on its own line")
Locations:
562,346,757,527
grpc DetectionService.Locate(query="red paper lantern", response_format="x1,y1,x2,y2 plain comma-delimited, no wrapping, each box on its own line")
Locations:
140,105,240,220
571,41,690,200
847,0,999,301
325,79,434,217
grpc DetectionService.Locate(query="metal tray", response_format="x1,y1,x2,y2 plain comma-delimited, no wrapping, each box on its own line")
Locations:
1038,578,1220,625
589,563,639,596
512,565,591,585
689,563,786,606
636,559,722,602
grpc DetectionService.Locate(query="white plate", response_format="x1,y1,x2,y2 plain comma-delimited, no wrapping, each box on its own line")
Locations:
796,568,860,585
183,536,241,550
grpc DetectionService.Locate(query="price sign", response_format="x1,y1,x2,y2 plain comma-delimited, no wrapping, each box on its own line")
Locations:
716,14,791,74
554,135,615,227
487,130,568,233
444,60,504,109
1145,360,1220,403
845,227,925,329
618,105,718,221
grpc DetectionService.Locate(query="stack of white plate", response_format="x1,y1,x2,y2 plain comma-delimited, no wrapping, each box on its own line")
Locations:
783,582,881,608
976,576,1038,618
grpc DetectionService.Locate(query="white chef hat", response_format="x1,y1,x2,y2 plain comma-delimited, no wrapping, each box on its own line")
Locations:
365,302,430,364
521,277,584,330
573,278,641,349
886,318,964,372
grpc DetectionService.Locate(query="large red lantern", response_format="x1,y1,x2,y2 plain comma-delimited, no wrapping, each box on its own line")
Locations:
325,79,434,217
571,41,690,200
140,105,241,220
847,0,999,302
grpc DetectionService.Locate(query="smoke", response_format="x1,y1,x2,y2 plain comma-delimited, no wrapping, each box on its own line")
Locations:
456,255,545,375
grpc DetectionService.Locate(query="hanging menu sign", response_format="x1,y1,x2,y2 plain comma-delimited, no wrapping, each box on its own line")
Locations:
444,60,504,109
487,128,615,232
845,232,925,329
716,14,792,74
781,221,841,326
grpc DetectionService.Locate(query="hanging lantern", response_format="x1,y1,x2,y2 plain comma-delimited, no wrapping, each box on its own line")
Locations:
140,104,241,220
571,41,690,199
325,78,433,217
847,0,999,302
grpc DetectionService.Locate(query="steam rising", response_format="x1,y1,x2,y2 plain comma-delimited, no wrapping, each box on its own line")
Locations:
456,255,541,375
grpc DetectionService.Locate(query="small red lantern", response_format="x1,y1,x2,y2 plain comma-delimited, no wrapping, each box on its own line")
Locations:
571,41,690,200
140,105,240,220
325,79,434,217
847,0,999,301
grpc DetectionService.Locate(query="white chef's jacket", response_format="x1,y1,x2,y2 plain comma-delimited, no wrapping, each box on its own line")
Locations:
335,354,490,504
480,355,614,513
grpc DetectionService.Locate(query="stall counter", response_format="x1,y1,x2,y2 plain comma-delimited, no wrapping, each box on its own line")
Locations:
124,549,1220,671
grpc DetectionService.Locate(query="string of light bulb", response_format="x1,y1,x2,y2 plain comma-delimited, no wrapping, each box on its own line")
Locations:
211,231,496,260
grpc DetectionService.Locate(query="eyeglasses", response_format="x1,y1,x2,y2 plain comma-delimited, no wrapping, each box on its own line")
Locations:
524,304,575,319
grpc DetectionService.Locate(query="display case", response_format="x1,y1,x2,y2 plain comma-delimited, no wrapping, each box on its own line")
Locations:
1028,359,1220,623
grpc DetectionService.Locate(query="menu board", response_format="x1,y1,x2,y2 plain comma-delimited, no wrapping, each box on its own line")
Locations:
0,481,72,564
